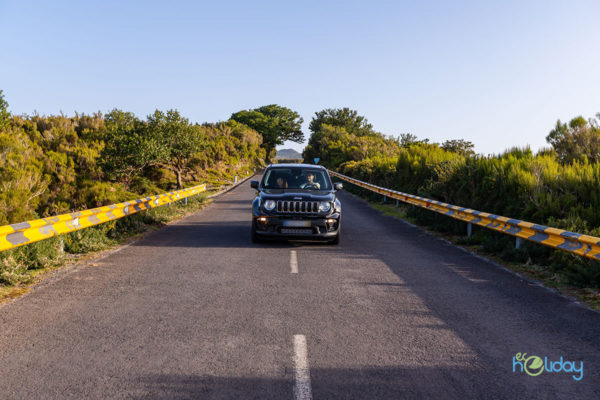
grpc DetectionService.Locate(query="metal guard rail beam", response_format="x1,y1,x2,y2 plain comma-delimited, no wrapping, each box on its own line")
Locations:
0,184,207,252
329,170,600,261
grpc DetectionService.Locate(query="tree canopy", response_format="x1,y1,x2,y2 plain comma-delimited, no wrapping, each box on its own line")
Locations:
230,104,303,160
546,114,600,164
102,109,204,189
102,109,149,180
0,90,10,131
399,133,429,147
309,108,374,136
441,139,475,156
304,108,397,166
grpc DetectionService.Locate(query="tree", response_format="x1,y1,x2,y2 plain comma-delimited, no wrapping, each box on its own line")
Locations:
309,108,374,136
303,123,401,168
546,114,600,164
102,109,151,180
102,109,204,189
304,108,408,167
230,105,303,161
147,109,204,189
0,90,10,131
399,133,429,147
441,139,475,156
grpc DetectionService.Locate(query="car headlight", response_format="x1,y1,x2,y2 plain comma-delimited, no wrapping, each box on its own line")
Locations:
318,201,331,212
263,200,276,211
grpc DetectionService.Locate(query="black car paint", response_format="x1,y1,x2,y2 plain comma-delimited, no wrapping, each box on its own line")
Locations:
251,165,342,242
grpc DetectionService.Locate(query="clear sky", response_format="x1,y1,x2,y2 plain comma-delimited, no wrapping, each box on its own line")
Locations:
1,0,599,155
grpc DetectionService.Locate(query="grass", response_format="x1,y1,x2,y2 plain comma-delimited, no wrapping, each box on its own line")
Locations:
370,200,600,311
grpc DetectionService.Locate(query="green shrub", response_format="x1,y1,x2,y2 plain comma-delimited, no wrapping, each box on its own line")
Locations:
64,224,117,254
0,237,64,285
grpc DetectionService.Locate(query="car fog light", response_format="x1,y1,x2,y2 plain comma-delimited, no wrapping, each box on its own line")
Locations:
258,217,267,222
326,218,336,223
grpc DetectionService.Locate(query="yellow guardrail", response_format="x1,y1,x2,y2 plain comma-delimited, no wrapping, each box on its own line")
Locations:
329,170,600,260
0,184,207,252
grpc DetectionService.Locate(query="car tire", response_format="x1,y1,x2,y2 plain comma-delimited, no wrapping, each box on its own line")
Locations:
328,233,340,245
251,226,262,243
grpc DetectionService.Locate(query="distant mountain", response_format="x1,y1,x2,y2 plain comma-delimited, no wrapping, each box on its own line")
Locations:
276,148,303,159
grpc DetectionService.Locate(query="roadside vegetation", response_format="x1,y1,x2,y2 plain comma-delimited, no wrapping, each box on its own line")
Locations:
0,91,303,291
304,107,600,297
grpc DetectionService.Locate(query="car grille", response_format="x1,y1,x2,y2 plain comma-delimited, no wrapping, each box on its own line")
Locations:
277,200,319,213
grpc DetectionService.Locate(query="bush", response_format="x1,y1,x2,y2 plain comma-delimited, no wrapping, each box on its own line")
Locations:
0,237,64,285
64,224,117,254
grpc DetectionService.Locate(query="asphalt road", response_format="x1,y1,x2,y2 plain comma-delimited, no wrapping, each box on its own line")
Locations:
1,175,599,399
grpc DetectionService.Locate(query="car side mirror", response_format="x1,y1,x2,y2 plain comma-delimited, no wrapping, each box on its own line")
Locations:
250,180,259,189
334,182,343,191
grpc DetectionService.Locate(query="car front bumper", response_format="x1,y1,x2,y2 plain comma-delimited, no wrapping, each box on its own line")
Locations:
252,213,340,240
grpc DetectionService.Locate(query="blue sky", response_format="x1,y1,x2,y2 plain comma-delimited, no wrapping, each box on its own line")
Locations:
1,0,599,155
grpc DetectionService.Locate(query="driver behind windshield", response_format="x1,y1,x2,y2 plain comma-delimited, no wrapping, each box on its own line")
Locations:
301,172,320,189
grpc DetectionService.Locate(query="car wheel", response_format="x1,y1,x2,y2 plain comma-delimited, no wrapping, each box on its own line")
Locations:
251,226,261,243
328,233,340,245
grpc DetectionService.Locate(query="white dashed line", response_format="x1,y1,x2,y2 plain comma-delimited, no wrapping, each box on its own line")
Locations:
293,334,312,400
290,250,298,274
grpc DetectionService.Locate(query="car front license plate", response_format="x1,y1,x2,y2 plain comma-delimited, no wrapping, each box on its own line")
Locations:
282,220,311,227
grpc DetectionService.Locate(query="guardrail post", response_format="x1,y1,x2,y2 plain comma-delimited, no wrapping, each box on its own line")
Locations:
383,195,386,203
184,197,188,206
467,223,472,238
396,199,399,208
515,237,522,249
234,176,238,183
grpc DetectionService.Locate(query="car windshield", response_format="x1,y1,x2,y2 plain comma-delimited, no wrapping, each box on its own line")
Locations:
261,167,332,191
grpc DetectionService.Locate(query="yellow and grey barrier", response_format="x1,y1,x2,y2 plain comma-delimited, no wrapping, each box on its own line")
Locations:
0,184,207,252
329,170,600,260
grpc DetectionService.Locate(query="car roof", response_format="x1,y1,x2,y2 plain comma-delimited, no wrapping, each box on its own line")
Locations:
267,163,326,169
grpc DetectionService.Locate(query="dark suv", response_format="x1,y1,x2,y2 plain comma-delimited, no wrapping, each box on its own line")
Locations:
250,164,342,244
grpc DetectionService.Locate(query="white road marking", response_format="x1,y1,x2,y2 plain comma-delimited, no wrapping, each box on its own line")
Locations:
293,334,312,400
290,250,298,274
